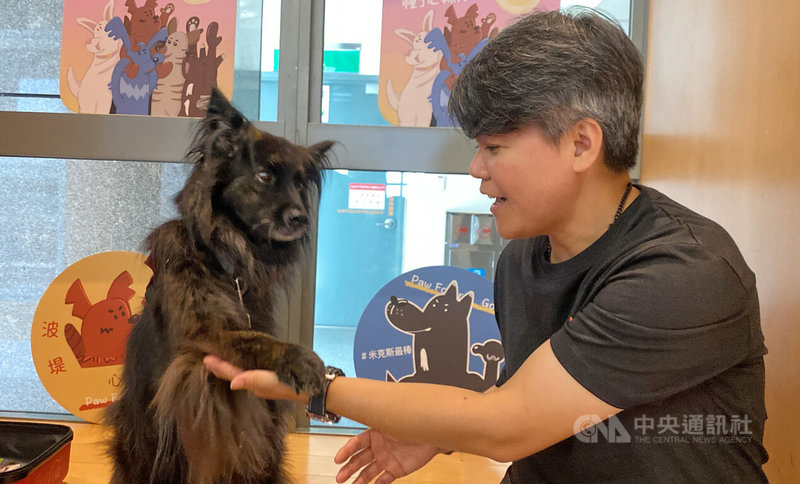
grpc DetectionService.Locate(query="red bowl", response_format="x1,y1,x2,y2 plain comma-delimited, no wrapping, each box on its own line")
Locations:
0,421,73,484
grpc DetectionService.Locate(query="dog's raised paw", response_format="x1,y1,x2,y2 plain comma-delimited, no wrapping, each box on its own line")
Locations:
274,344,326,397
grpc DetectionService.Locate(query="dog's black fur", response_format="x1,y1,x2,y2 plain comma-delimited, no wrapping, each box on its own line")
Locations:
107,90,332,484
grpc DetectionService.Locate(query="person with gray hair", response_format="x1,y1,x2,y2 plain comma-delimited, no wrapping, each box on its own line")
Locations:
205,8,767,483
449,9,643,173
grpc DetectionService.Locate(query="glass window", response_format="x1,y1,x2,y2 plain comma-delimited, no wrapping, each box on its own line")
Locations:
320,0,633,126
312,169,496,429
321,0,387,126
258,0,281,121
0,0,66,113
564,0,632,33
0,156,191,415
0,0,276,119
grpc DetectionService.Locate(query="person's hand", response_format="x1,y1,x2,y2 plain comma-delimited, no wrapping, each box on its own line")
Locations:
203,355,305,402
334,428,443,484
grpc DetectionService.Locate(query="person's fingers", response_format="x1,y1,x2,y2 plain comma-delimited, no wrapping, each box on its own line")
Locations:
203,355,243,381
204,356,302,401
230,370,302,401
230,370,275,391
335,448,375,483
334,432,371,464
353,461,387,484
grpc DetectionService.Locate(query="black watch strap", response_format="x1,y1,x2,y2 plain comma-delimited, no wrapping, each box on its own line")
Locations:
306,366,344,423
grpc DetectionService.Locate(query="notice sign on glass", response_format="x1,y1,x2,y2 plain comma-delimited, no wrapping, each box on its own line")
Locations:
349,183,386,211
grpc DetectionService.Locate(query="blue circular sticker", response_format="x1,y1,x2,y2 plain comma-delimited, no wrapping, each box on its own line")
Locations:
354,266,504,392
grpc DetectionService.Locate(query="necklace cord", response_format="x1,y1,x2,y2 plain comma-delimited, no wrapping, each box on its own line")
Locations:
611,182,634,228
545,182,633,262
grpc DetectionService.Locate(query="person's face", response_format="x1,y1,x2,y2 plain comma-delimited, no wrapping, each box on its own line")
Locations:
469,124,575,240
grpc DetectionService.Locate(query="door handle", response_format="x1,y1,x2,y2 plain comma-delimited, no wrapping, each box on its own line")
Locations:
377,217,396,229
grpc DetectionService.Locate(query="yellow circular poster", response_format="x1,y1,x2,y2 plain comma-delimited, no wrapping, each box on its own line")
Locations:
31,251,151,423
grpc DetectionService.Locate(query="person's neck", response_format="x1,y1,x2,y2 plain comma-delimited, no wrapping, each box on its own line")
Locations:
547,176,637,264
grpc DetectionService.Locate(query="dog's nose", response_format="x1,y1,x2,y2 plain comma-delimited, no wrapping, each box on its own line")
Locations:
283,208,308,227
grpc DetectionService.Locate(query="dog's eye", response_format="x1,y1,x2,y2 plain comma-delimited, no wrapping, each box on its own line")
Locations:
255,171,274,185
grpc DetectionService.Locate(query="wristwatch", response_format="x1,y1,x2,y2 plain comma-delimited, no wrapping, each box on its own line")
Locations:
306,366,345,423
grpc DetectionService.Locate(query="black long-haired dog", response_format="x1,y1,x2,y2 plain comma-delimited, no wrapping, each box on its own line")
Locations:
107,90,332,484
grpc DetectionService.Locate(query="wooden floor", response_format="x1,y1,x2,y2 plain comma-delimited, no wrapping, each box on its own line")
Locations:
4,419,509,483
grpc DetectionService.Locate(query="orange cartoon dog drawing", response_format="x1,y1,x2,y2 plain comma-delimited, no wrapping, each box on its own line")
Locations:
64,271,137,368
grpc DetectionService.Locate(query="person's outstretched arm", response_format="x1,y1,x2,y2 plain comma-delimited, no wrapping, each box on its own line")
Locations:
204,339,621,462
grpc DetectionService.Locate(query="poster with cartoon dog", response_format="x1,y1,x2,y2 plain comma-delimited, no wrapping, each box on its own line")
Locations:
31,251,151,422
354,266,504,393
378,0,560,127
59,0,236,116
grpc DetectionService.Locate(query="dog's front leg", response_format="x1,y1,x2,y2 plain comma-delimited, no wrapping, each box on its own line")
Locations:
212,330,327,398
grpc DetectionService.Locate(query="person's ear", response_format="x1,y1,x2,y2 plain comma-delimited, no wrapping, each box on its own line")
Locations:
568,118,604,173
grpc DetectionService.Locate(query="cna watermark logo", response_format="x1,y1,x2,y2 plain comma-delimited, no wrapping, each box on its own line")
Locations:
573,414,755,444
574,415,631,443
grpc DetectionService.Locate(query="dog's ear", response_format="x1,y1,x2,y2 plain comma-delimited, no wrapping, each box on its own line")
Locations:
103,0,115,23
206,88,246,128
305,140,334,188
443,281,459,299
422,9,435,33
459,290,474,308
465,4,479,21
106,271,135,303
308,140,334,167
200,89,250,158
167,17,178,35
445,5,458,25
76,17,96,34
394,28,416,46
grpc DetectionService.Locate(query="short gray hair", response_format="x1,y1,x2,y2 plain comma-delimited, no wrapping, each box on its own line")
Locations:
448,8,644,172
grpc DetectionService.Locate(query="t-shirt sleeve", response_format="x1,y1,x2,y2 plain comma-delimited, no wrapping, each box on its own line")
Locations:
496,362,509,387
549,243,756,409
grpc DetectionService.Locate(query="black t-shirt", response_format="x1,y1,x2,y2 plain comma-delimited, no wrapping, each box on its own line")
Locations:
494,186,768,483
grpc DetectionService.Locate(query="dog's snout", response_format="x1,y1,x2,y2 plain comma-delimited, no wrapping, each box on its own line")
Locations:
283,208,308,227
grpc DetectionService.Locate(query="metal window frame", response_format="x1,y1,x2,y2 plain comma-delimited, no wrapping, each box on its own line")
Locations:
0,0,649,426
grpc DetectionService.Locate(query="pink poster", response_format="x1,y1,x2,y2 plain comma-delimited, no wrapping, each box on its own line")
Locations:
379,0,560,127
60,0,237,116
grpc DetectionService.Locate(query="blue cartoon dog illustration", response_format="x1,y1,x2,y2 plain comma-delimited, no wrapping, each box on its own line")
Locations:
105,16,167,115
385,281,504,392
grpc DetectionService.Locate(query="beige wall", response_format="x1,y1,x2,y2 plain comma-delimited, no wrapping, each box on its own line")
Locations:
641,1,800,481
